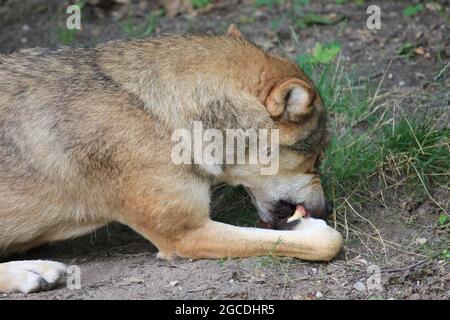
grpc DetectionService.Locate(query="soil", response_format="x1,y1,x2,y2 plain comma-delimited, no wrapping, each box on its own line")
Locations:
0,0,449,300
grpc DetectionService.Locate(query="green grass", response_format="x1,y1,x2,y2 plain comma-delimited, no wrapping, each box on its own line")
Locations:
255,0,309,12
442,249,450,260
403,4,424,18
56,28,78,45
255,0,282,8
438,213,449,225
191,0,211,9
298,42,342,65
121,10,164,38
256,237,283,267
297,47,450,218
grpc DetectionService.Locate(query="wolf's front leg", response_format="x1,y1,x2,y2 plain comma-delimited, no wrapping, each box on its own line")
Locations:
0,260,67,293
171,219,342,261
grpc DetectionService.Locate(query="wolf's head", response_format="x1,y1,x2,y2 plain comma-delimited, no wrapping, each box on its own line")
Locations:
220,25,331,229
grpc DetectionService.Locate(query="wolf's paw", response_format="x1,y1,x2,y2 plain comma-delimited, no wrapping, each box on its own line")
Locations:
0,260,67,293
293,218,343,261
156,251,174,260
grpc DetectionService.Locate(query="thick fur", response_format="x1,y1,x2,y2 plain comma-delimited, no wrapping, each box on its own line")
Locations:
0,34,342,293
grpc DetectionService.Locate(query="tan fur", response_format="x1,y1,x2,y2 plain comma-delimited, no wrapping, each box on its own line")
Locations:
0,30,341,293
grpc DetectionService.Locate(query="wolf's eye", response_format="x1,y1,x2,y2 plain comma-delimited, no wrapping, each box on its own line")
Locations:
315,151,325,169
314,156,322,170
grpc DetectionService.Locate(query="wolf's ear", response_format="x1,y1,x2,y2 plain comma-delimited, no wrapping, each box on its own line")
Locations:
227,24,246,39
265,77,316,122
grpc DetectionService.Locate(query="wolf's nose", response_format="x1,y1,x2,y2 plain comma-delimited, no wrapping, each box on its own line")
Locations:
325,200,334,216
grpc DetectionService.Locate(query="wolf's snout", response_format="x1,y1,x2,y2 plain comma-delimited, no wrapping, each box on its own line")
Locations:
273,197,333,222
304,198,333,221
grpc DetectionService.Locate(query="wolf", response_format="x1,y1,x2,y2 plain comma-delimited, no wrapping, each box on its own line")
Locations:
0,25,342,293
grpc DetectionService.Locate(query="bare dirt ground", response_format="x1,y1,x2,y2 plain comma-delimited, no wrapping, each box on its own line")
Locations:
0,0,449,300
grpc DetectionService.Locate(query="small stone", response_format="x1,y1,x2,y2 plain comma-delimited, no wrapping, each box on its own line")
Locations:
20,37,27,44
315,291,323,298
22,24,30,32
410,293,421,299
285,45,296,53
388,73,393,79
353,281,367,292
126,276,144,284
399,81,405,86
414,47,425,55
416,237,427,245
169,280,178,287
415,72,426,80
354,258,368,267
400,199,413,210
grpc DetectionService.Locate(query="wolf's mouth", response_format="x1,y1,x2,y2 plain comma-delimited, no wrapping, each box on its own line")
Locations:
257,204,310,230
287,204,310,221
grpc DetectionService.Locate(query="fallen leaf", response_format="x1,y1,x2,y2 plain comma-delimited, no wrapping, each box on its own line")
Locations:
298,13,345,28
414,47,425,55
